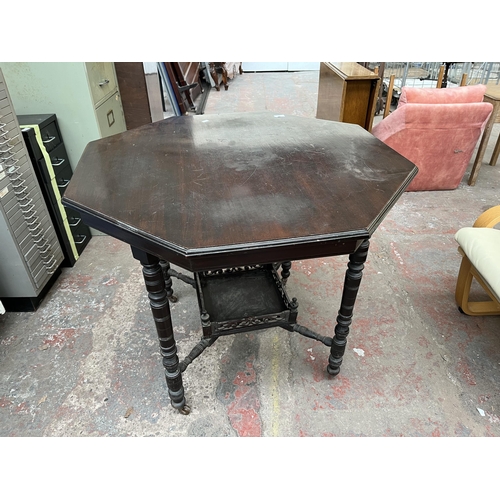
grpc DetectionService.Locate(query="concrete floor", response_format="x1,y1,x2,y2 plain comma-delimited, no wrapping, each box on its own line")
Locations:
1,70,500,437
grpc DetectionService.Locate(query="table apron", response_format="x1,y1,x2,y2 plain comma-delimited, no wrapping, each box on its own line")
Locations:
69,206,368,272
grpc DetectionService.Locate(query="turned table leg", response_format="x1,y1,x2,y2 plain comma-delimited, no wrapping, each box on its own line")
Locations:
281,261,292,285
159,260,178,302
328,239,370,376
131,248,190,414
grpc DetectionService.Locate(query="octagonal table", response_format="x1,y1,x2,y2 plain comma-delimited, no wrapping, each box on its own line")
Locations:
62,112,417,414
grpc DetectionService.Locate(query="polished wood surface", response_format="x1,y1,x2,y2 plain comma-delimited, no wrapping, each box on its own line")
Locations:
468,83,500,185
63,112,417,271
316,62,381,131
328,62,381,80
62,111,417,413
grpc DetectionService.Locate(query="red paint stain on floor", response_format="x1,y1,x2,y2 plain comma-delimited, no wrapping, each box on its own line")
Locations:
233,362,256,386
409,417,446,437
393,364,424,401
42,328,78,349
312,398,336,411
478,394,491,404
227,386,261,437
14,402,29,414
456,358,477,386
331,375,351,399
59,274,93,291
409,417,425,434
0,397,13,408
428,417,443,436
350,317,394,357
1,336,17,346
226,357,262,437
418,336,430,348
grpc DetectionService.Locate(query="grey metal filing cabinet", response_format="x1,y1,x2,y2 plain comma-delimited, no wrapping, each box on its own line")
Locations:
0,69,64,311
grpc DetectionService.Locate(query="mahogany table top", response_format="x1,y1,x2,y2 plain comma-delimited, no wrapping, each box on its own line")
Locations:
62,112,417,271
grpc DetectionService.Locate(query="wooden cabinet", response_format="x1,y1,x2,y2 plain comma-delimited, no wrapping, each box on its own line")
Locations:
316,62,380,131
114,62,164,130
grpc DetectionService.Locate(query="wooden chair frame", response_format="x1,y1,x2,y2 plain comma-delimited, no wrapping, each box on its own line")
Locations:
455,205,500,315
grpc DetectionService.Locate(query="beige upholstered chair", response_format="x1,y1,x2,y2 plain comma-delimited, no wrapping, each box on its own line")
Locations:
455,205,500,315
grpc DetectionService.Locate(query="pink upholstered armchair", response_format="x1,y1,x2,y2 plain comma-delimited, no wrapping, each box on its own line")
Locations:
372,85,493,191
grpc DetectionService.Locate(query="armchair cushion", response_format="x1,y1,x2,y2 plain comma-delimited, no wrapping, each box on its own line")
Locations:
455,227,500,301
454,205,500,315
398,84,488,107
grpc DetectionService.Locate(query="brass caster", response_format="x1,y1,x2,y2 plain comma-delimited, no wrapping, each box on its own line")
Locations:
178,404,191,415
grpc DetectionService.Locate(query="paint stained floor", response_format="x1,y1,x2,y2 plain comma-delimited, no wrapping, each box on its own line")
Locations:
1,70,500,437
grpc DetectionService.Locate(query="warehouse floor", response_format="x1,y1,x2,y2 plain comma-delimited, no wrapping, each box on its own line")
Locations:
1,70,500,439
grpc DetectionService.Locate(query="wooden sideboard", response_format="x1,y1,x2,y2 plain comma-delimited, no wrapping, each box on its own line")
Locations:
316,62,380,131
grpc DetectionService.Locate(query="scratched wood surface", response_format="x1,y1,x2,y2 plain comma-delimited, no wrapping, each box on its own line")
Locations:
63,112,417,270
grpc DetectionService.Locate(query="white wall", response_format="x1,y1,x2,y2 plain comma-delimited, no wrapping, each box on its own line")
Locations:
0,62,99,170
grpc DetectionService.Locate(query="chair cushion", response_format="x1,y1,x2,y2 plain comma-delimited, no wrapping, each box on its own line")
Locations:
398,84,487,108
455,227,500,300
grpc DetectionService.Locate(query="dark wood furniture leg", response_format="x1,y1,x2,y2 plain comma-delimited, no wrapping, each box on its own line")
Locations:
221,66,229,90
281,261,292,285
131,248,190,414
159,260,178,303
209,64,220,91
328,239,370,376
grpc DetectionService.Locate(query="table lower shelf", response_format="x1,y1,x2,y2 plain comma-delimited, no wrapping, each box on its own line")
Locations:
164,261,334,375
195,264,297,336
